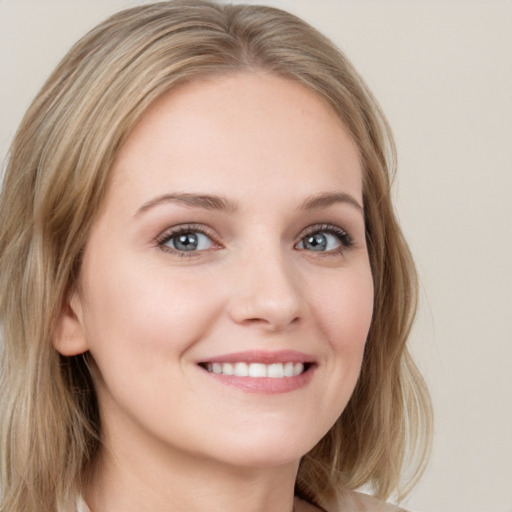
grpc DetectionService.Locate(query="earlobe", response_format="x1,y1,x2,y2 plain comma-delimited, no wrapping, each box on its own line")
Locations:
52,292,89,356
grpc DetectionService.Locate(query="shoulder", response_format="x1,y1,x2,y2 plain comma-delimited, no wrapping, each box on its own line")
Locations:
310,490,408,512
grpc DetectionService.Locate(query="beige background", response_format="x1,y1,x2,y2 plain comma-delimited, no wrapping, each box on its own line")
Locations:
1,1,511,511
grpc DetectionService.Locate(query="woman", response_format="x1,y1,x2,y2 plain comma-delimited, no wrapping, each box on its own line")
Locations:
0,1,432,511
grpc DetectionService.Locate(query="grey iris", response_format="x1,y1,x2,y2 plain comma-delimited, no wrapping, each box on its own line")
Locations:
303,233,327,251
174,233,199,251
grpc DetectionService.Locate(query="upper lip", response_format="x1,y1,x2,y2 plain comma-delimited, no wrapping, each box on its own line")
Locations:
198,350,315,365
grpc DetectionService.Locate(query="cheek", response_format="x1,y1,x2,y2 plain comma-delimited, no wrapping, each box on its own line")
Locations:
296,263,373,438
79,254,225,368
310,264,374,355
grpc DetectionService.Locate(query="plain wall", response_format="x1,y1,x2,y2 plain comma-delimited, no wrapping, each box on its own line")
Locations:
1,1,511,511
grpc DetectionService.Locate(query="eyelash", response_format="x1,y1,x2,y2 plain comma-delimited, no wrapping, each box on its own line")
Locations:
299,224,354,254
155,223,354,257
156,224,220,258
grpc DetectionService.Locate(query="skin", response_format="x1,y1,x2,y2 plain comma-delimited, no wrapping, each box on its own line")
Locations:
55,72,374,512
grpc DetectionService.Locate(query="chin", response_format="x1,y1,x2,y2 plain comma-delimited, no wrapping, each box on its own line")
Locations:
214,445,304,469
202,422,327,470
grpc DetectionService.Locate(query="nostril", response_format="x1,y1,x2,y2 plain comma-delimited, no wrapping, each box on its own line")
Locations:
226,284,304,331
241,315,301,331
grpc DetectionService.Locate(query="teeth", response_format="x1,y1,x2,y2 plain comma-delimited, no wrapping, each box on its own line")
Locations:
294,362,304,376
248,363,267,377
204,362,307,378
267,363,284,378
284,362,294,377
234,362,249,377
222,362,234,375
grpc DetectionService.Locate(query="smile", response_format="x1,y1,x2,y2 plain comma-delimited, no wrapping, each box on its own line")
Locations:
197,350,316,393
202,361,307,378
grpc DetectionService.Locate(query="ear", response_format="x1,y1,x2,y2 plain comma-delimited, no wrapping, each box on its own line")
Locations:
52,291,89,356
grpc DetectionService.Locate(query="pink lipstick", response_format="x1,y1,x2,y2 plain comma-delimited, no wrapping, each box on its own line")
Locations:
197,350,316,394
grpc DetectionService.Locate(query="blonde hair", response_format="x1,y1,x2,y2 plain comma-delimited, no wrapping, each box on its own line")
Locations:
0,1,432,510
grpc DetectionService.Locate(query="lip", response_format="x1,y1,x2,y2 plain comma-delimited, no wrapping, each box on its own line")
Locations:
197,350,316,394
198,350,315,365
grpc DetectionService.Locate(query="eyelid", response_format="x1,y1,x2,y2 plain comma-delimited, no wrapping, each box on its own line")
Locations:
295,223,354,252
154,222,354,257
300,223,351,239
156,223,222,255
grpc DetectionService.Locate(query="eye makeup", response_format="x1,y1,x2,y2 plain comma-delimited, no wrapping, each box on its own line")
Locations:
154,220,355,261
156,223,221,257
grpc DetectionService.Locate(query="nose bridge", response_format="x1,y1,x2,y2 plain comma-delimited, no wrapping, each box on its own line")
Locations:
227,242,304,331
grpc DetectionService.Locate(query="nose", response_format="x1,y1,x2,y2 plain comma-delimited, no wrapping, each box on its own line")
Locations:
226,250,304,332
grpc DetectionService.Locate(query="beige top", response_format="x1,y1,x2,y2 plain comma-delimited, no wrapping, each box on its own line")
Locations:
324,490,407,512
75,491,406,512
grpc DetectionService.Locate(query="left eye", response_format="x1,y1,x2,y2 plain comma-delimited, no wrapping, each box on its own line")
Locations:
162,231,214,252
296,231,344,252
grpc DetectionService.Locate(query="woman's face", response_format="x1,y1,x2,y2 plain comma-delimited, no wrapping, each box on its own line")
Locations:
68,72,373,469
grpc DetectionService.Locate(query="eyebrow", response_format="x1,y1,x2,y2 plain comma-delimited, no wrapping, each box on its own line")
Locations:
135,190,363,217
298,192,364,214
135,193,239,217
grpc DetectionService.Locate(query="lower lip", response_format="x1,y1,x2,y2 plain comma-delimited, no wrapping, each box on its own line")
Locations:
199,365,315,394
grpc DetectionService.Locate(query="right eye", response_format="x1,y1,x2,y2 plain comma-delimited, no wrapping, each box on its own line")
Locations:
157,225,219,255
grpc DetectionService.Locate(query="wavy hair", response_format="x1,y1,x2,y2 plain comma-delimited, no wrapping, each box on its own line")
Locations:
0,1,432,510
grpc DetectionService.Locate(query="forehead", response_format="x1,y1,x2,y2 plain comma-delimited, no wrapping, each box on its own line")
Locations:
108,72,362,208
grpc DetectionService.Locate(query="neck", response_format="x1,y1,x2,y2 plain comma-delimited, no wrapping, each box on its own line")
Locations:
84,432,300,512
